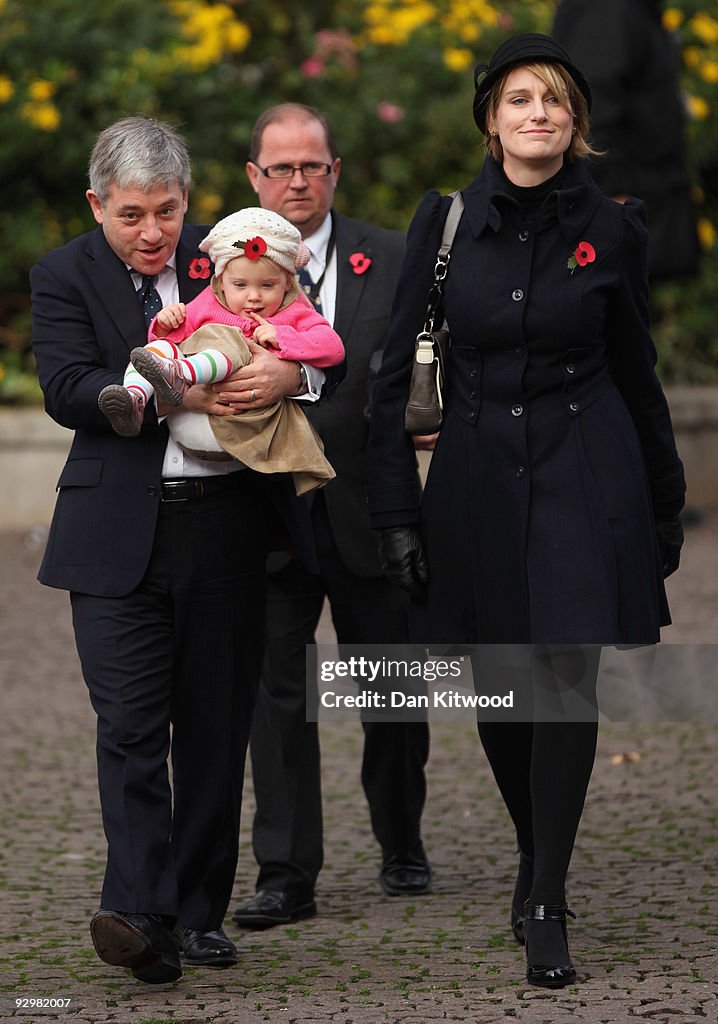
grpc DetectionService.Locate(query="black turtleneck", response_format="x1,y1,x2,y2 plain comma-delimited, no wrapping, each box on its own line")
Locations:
498,164,566,226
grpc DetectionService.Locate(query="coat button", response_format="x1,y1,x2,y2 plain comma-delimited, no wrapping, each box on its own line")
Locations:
516,466,526,478
147,486,158,496
518,229,529,242
512,288,524,302
566,363,576,374
469,390,477,399
512,404,524,417
470,368,479,378
569,401,579,413
513,347,524,359
468,410,476,420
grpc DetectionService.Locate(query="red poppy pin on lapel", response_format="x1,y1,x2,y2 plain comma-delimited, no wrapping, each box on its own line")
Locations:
567,241,596,275
349,251,372,275
188,257,211,279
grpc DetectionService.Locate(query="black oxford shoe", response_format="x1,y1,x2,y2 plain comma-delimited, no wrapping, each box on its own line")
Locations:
90,910,182,984
232,889,317,928
176,926,237,967
379,856,432,896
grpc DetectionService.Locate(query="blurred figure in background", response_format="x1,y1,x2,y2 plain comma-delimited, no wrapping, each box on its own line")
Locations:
553,0,700,282
232,104,431,931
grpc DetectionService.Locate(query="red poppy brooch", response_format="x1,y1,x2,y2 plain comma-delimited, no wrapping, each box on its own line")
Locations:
349,251,372,275
233,236,268,260
567,241,596,275
188,257,211,280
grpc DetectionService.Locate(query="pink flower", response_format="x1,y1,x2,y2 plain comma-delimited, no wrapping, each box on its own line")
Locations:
300,58,325,79
188,257,211,280
377,102,405,124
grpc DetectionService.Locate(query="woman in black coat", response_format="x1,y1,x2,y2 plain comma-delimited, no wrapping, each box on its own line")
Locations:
367,34,685,988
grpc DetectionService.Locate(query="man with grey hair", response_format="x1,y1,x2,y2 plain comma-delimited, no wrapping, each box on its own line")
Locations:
30,115,318,983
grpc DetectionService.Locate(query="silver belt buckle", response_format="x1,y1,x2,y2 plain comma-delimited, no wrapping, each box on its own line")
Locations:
162,480,191,502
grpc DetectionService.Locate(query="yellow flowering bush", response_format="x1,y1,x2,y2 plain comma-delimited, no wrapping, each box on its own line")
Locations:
0,0,717,393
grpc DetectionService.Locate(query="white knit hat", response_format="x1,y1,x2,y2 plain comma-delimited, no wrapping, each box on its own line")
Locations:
199,208,310,277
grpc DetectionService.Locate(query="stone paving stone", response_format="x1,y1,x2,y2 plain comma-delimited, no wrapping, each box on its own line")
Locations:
1,515,717,1023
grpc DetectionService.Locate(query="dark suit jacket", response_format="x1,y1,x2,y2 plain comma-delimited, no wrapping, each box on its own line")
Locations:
305,212,407,577
31,223,313,596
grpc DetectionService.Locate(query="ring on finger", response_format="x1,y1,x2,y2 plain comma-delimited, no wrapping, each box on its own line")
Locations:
250,388,257,402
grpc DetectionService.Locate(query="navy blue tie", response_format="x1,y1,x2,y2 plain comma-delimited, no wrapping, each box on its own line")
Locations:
297,266,323,315
138,275,163,326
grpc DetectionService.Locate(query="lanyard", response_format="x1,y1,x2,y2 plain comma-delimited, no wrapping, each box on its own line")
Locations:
304,214,336,304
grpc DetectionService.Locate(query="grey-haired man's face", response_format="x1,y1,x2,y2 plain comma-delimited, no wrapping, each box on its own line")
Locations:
86,183,188,275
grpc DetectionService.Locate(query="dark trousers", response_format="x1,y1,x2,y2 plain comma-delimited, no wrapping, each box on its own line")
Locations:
71,478,267,930
248,495,430,898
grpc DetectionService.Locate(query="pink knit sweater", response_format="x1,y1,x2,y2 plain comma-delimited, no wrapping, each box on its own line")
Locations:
148,287,344,368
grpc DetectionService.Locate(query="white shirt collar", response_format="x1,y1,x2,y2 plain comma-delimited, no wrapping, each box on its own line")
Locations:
302,213,333,268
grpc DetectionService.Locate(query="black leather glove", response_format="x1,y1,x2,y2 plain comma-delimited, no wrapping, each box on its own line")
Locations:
655,517,684,578
376,526,429,601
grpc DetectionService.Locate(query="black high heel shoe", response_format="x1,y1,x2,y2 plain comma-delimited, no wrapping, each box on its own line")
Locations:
510,852,533,946
524,903,577,988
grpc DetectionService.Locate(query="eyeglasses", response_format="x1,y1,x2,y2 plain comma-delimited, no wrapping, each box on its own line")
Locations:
252,162,333,179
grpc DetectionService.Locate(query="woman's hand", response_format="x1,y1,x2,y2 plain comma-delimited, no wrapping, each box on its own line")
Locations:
655,517,684,578
376,525,429,601
412,432,440,452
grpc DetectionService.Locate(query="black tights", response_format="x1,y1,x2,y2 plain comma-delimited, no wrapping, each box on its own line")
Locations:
476,646,600,907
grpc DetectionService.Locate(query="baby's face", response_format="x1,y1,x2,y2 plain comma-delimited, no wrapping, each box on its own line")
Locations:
221,255,290,318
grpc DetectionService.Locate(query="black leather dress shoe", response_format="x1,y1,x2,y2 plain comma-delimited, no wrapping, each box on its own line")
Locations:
379,856,432,896
176,926,237,967
232,889,317,928
90,911,182,984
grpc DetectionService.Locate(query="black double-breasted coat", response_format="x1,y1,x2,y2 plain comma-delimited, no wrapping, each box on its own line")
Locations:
367,157,685,645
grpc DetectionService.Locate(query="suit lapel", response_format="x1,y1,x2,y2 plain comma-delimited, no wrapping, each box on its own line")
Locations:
333,215,370,340
82,226,211,354
83,229,148,354
177,229,214,302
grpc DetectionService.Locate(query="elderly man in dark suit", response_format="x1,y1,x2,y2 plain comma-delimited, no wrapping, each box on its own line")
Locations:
232,104,431,929
30,116,320,983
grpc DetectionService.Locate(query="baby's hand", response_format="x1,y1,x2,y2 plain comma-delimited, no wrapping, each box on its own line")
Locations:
247,311,280,350
154,303,187,335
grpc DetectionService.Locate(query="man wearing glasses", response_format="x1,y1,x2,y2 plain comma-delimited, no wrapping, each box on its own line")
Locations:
232,103,431,928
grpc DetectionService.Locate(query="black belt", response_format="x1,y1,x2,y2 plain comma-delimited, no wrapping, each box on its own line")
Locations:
160,474,247,502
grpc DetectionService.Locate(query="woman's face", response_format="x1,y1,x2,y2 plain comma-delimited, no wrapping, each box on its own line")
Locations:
491,65,574,182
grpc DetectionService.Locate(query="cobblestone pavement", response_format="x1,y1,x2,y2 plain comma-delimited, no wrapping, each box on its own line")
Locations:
1,515,717,1024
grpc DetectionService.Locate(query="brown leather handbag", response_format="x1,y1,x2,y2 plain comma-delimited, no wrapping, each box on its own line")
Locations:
404,191,464,435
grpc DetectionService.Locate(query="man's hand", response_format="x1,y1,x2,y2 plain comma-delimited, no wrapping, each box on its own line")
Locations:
213,340,301,409
376,525,429,601
175,383,236,417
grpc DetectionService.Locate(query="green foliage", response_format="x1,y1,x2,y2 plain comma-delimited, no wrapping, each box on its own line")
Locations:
0,0,716,400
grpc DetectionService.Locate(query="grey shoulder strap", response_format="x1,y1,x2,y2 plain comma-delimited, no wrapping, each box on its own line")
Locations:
438,191,465,258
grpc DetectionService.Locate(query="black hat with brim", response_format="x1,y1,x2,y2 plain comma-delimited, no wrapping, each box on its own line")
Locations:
473,32,592,133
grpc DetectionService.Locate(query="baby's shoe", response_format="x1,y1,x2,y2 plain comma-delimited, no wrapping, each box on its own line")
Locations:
98,386,146,437
130,348,189,406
